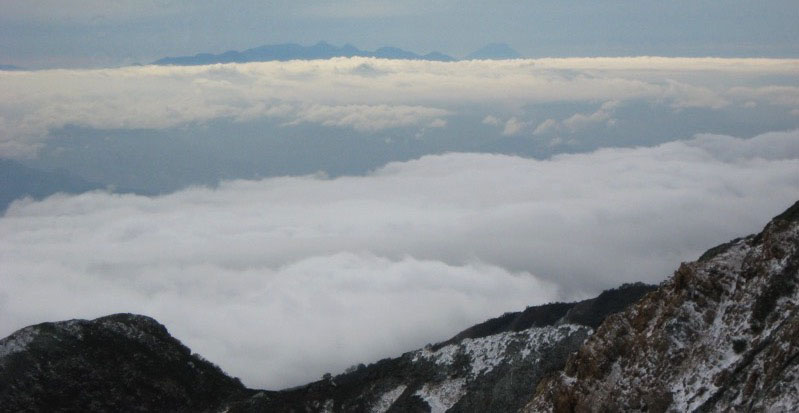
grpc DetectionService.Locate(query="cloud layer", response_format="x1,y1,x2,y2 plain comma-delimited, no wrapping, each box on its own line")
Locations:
2,129,797,388
1,57,797,158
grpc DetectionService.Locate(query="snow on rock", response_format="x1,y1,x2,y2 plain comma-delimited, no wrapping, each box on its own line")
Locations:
0,326,38,360
525,207,799,412
371,385,407,413
414,378,467,413
413,324,588,378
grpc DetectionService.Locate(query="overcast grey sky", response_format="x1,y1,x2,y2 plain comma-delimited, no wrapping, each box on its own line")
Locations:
2,0,798,68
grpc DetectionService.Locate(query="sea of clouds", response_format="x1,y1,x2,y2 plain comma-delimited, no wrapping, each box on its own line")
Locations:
1,129,797,388
1,57,797,157
1,56,798,388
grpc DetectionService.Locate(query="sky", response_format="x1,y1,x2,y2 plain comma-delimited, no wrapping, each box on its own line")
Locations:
1,0,798,391
1,1,799,68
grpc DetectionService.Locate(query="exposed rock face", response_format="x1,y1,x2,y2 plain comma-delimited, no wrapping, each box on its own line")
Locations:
526,201,799,412
0,313,248,412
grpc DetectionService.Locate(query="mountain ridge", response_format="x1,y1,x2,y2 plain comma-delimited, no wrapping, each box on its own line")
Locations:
152,42,523,65
525,200,799,412
153,42,457,65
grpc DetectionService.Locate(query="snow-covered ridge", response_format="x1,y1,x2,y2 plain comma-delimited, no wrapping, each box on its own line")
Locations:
413,324,588,378
526,206,799,412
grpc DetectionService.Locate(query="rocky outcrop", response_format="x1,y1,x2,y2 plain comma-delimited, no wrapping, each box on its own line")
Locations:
525,200,799,412
0,313,248,412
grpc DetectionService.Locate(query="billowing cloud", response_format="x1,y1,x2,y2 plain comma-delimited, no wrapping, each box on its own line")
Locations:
482,115,501,126
285,104,449,131
535,101,619,135
2,129,797,388
1,57,797,158
502,117,529,136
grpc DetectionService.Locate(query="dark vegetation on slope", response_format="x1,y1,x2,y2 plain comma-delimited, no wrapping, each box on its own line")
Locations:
0,314,249,412
560,282,658,328
435,282,656,350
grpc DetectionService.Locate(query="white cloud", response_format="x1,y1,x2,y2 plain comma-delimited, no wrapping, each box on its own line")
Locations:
562,100,618,131
1,129,798,389
285,104,449,131
502,117,528,136
428,118,447,128
482,115,501,126
533,118,558,135
1,57,797,158
726,86,799,107
533,101,618,135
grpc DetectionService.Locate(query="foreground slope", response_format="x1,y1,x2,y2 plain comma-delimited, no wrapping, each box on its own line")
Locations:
526,201,799,412
0,314,248,412
0,289,650,412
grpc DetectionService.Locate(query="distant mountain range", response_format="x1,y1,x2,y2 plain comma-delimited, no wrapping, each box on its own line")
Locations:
153,42,522,65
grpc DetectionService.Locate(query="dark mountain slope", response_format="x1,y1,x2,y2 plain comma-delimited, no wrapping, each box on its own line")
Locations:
526,200,799,412
435,282,655,350
0,314,249,412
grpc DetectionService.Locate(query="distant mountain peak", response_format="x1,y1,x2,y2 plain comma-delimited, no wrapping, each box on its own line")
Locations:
465,43,522,60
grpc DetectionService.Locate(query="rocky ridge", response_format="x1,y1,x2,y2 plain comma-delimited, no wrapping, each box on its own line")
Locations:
525,200,799,412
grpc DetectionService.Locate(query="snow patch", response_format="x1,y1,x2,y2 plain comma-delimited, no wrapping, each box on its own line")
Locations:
414,378,467,413
0,326,39,359
371,384,407,413
413,324,587,378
